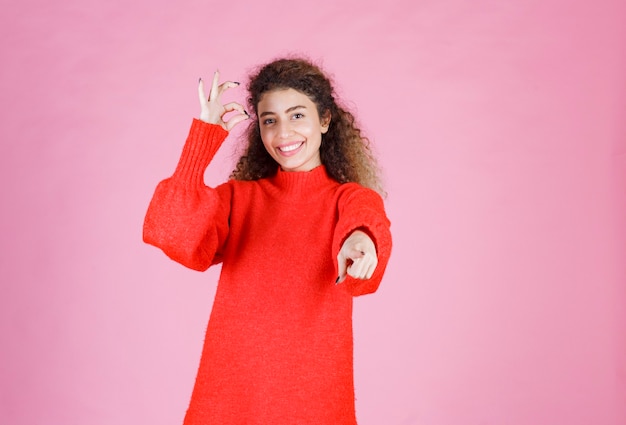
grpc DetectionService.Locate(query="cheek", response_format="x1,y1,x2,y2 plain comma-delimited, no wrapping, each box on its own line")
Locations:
259,133,274,153
259,128,271,144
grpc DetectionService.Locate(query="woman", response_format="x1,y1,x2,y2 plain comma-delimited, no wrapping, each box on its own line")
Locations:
144,57,392,424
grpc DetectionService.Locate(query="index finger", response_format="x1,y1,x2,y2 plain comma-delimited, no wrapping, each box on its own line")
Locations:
336,252,348,284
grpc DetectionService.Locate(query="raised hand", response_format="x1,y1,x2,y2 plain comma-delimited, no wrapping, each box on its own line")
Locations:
198,70,249,131
337,230,378,283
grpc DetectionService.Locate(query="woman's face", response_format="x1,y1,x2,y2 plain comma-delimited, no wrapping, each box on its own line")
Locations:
257,88,330,172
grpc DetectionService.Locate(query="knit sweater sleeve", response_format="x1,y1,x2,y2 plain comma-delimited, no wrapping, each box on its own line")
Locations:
143,119,231,271
333,185,393,296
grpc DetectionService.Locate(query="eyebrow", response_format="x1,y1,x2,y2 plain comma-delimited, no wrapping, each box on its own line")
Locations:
259,105,307,118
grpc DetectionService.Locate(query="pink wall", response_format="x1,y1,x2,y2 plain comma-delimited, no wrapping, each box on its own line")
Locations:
1,0,625,424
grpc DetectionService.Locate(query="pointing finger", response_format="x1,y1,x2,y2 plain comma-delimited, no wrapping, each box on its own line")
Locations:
336,252,348,284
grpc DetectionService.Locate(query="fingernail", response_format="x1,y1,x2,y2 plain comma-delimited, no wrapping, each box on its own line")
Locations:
199,77,202,83
335,276,341,284
234,81,241,85
244,110,250,116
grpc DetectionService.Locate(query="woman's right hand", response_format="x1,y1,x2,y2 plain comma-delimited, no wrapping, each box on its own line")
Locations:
198,70,249,131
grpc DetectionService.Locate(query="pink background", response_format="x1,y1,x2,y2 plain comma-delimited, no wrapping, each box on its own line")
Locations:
1,0,625,424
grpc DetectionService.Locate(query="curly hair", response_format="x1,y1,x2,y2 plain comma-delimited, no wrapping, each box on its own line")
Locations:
230,57,385,196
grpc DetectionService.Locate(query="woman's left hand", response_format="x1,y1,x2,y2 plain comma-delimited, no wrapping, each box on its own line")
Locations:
337,230,378,283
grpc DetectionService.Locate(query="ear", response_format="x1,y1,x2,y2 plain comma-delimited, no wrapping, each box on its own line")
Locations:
320,110,331,134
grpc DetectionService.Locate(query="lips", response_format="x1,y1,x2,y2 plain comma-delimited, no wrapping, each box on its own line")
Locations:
277,141,304,155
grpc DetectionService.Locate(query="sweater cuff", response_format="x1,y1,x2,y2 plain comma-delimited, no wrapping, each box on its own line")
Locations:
173,119,229,185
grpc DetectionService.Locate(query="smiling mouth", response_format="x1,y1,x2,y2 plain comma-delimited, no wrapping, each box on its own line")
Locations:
278,142,304,153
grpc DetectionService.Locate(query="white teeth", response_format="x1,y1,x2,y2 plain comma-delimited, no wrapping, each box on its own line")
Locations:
279,142,303,152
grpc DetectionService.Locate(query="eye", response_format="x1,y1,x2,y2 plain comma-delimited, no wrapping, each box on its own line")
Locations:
292,113,304,120
262,118,275,125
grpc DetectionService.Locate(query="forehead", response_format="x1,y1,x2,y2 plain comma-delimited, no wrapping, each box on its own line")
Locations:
257,88,316,112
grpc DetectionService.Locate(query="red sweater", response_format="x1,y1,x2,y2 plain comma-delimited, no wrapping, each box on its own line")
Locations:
143,119,392,424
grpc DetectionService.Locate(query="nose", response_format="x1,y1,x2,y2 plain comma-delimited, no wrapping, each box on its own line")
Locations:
278,120,293,138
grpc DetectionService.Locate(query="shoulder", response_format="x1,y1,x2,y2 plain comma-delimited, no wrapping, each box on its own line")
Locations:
335,182,385,205
330,183,388,222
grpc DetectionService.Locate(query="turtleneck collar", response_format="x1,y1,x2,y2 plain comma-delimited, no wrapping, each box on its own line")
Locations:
266,165,338,197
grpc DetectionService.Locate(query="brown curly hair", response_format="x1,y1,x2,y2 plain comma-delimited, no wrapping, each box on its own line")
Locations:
230,57,385,196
